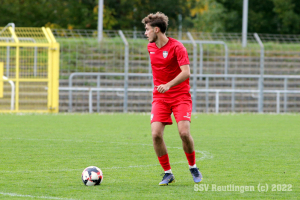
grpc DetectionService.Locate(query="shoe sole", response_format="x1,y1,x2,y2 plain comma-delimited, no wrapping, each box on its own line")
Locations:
159,179,175,186
194,178,203,184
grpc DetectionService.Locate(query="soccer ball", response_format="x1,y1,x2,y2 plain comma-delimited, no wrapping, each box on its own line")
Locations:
81,166,103,186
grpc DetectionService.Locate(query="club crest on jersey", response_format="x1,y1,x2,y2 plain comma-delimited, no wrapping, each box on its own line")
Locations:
163,51,168,58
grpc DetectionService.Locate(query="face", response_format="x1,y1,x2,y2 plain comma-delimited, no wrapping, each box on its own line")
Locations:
144,24,158,43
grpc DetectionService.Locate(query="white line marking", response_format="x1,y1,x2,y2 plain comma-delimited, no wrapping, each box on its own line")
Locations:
1,138,213,173
0,192,76,200
0,138,212,199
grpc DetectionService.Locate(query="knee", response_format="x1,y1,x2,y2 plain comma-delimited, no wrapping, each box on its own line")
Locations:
179,131,190,141
152,131,163,142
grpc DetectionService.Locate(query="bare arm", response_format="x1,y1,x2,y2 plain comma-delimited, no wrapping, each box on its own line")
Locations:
155,65,190,93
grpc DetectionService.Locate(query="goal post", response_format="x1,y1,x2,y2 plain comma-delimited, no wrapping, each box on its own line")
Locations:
0,26,59,113
0,62,3,98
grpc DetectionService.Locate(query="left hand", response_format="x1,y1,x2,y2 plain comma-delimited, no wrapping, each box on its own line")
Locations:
155,84,170,93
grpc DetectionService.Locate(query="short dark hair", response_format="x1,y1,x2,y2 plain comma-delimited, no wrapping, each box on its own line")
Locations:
142,12,169,33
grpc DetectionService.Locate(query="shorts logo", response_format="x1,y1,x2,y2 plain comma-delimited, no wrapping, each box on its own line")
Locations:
151,114,154,120
183,112,191,119
163,51,168,58
150,52,155,54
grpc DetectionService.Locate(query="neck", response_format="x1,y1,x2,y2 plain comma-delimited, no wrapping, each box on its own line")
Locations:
155,34,169,48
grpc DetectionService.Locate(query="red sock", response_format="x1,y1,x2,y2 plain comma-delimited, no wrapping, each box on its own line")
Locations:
185,151,196,166
158,154,171,171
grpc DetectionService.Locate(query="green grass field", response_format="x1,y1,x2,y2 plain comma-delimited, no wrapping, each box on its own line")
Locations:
0,113,299,199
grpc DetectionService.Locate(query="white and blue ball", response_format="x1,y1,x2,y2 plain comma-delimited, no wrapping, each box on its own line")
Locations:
81,166,103,186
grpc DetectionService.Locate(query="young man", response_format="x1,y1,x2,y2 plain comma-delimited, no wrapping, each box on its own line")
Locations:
142,12,203,186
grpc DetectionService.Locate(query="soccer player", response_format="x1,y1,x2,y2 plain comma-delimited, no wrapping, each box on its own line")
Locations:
142,12,203,186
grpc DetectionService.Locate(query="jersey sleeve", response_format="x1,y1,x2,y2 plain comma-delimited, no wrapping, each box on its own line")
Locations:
175,45,190,66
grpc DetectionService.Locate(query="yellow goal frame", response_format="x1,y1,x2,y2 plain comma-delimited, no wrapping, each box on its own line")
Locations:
0,27,59,113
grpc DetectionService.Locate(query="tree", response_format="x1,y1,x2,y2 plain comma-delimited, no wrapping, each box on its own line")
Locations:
215,0,300,34
1,0,299,33
272,0,300,34
187,0,226,32
104,0,194,30
0,0,194,31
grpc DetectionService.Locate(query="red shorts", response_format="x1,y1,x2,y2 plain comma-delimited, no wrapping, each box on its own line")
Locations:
151,96,192,125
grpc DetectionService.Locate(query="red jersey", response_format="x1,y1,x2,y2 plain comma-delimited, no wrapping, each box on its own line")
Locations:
148,37,190,98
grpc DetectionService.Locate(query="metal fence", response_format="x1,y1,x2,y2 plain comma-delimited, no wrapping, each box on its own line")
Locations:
2,25,299,113
52,29,300,113
0,28,290,113
61,72,300,113
54,29,300,77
